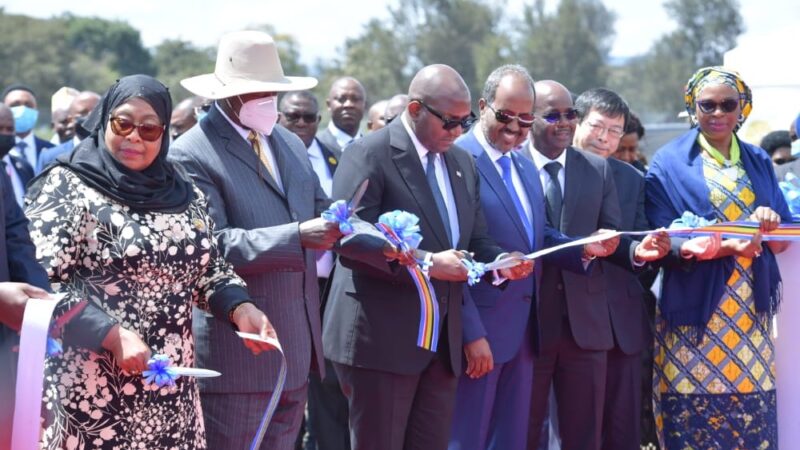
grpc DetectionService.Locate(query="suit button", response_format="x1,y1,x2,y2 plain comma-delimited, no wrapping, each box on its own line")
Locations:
291,211,298,220
557,283,563,291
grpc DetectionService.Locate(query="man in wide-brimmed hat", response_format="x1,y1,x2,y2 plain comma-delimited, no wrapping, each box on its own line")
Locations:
170,30,342,450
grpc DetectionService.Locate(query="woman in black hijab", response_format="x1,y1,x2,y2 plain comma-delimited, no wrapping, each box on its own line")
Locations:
26,75,275,449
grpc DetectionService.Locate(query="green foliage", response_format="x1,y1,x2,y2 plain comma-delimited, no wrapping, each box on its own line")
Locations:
153,40,214,103
516,0,615,95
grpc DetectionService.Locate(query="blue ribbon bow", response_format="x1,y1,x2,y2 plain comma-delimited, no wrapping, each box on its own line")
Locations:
461,258,487,286
670,211,716,229
378,210,423,250
46,338,62,357
143,354,179,387
321,200,355,235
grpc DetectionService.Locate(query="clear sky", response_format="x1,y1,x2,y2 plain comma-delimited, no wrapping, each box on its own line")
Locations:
3,0,798,67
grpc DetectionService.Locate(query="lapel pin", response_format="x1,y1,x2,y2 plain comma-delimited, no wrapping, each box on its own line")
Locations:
456,170,462,178
328,156,338,165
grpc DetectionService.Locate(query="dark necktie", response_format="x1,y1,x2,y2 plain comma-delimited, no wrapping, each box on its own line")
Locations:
544,161,563,230
425,152,453,246
497,155,533,245
11,141,34,187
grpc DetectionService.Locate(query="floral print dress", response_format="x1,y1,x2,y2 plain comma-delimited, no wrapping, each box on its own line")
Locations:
26,167,247,450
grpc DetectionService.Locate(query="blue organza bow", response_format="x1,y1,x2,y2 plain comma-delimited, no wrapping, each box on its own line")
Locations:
670,211,716,229
143,354,179,387
378,210,423,250
461,259,487,286
46,338,62,357
780,172,800,222
321,200,355,235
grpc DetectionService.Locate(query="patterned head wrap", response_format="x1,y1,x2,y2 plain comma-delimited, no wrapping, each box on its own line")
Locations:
684,66,753,130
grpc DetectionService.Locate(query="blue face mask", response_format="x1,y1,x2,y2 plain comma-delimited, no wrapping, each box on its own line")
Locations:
11,105,39,134
195,111,208,122
792,139,800,157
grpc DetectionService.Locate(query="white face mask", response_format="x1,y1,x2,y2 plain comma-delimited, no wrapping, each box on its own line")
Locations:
235,95,279,135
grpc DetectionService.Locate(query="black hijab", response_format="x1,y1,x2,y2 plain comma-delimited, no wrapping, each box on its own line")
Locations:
39,75,193,213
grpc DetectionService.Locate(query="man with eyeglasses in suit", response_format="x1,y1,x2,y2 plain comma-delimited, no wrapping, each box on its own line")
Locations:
278,90,350,450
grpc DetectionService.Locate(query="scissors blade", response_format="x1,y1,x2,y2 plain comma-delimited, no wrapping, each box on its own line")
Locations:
348,179,369,217
170,367,221,378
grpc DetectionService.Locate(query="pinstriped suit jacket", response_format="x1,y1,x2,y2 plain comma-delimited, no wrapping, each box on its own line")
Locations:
169,106,328,393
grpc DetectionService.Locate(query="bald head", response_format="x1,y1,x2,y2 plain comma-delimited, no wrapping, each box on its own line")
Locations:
367,100,389,132
385,94,409,124
531,80,576,159
326,76,367,136
68,91,101,118
408,64,470,106
171,96,203,140
406,65,472,153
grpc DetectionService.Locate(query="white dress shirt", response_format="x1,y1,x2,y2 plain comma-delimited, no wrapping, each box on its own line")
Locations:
401,114,460,247
14,133,38,169
474,125,532,225
529,141,567,197
327,122,361,150
216,103,283,191
305,138,335,278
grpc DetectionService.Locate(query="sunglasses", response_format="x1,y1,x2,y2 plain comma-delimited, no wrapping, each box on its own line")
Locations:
540,109,579,124
485,103,534,128
774,157,796,165
282,112,319,124
413,100,475,130
110,117,165,142
696,99,739,114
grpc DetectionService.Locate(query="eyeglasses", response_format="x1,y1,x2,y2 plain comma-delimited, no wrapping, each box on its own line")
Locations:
412,99,475,130
282,112,319,124
585,120,624,139
485,103,534,128
696,99,739,114
774,157,796,165
540,109,579,124
109,117,165,142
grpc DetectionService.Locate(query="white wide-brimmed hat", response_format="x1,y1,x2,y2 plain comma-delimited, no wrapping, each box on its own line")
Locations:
181,30,317,99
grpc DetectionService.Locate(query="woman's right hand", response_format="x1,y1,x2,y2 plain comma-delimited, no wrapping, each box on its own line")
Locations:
680,233,722,260
101,324,151,375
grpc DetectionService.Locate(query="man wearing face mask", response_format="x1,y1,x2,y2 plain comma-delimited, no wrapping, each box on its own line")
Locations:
170,31,342,450
2,84,54,206
36,91,101,173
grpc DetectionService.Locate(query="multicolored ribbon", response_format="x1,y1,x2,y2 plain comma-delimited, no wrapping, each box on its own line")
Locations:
375,210,440,351
235,332,286,450
321,200,355,235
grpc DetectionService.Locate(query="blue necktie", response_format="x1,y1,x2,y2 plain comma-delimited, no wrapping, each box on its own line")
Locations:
11,141,34,186
497,155,533,245
425,153,453,246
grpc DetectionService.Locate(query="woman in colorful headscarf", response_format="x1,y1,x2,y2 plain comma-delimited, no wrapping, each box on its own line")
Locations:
645,67,791,448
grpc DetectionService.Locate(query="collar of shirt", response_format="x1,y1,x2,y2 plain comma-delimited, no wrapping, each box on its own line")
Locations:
529,142,567,171
401,113,433,168
214,102,283,188
473,123,509,170
327,121,360,149
530,141,567,190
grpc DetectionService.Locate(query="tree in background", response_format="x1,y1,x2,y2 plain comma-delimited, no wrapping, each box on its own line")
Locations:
516,0,616,95
609,0,743,122
153,40,215,102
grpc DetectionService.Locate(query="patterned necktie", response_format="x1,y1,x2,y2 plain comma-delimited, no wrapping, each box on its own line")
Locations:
544,161,563,230
247,130,276,181
425,153,453,246
497,155,533,244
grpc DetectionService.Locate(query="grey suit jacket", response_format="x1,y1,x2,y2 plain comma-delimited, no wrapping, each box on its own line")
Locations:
169,106,328,393
536,147,622,352
316,127,343,153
